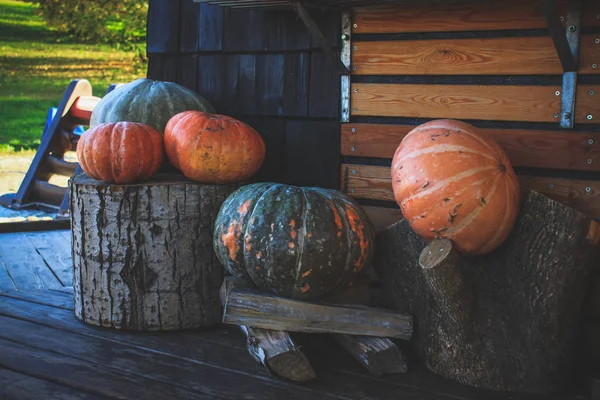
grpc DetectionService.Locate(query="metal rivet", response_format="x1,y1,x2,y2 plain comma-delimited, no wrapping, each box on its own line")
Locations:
563,112,571,119
342,108,348,114
555,91,561,96
351,170,356,175
568,25,576,32
596,39,600,44
352,66,357,71
590,90,595,95
353,108,358,112
353,88,358,92
593,63,598,69
549,183,555,189
554,113,559,119
341,34,349,40
589,139,594,145
350,146,355,152
560,16,565,22
588,114,594,120
586,187,592,193
353,23,358,28
350,189,356,194
353,46,358,51
588,159,593,164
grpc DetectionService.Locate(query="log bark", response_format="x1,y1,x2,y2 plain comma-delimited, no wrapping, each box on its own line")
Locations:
70,173,238,330
375,190,599,394
222,287,413,339
220,277,316,382
332,335,407,376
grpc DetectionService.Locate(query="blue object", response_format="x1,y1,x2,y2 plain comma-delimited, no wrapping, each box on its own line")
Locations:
44,106,86,136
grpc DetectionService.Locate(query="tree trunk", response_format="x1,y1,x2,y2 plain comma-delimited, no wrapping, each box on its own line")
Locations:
375,190,600,394
70,173,238,331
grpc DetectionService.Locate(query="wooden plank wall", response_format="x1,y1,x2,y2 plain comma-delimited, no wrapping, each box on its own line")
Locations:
146,0,341,189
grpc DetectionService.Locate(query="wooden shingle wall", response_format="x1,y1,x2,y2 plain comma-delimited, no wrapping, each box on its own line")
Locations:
146,0,341,189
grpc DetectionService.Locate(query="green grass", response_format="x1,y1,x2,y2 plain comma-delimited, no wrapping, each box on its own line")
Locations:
0,0,147,153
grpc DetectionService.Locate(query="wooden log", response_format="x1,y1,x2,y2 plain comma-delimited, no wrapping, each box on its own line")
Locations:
219,277,316,382
374,190,600,394
70,173,239,331
222,287,413,339
332,335,407,377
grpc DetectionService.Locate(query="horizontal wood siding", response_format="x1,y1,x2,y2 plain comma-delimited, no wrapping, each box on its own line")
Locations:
352,35,599,76
352,0,600,34
341,164,600,220
341,123,600,171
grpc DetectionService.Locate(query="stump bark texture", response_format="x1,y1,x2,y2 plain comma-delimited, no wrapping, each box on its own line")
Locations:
70,173,238,330
375,190,600,394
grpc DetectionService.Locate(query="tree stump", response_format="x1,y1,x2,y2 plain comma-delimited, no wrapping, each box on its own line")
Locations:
70,173,238,330
375,190,600,394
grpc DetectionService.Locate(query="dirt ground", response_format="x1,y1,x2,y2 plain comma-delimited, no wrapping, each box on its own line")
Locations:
0,152,74,222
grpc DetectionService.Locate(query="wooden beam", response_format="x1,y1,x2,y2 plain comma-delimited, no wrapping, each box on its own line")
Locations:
332,335,407,376
341,123,600,171
341,163,600,220
350,84,561,122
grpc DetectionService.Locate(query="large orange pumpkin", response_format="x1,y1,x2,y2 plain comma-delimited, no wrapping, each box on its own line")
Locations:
391,119,520,255
76,122,163,184
164,111,266,184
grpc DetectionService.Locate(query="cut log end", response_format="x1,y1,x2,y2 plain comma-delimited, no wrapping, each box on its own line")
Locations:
334,335,407,376
419,238,454,270
267,350,317,382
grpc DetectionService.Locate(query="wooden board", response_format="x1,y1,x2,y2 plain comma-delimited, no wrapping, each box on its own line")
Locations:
352,0,599,34
351,37,563,76
362,206,404,233
580,35,600,75
350,84,561,122
577,85,600,124
341,163,600,219
341,124,600,171
24,231,72,287
0,232,63,290
0,369,106,400
0,257,17,292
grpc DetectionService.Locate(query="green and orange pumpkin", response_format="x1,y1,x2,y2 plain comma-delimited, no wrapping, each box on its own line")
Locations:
164,111,266,184
391,119,520,255
213,183,375,299
76,122,163,184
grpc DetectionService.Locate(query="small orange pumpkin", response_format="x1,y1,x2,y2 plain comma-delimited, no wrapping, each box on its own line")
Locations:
76,122,163,184
391,119,520,255
164,111,266,184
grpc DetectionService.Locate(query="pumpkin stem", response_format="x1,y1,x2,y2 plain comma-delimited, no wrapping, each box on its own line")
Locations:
499,163,506,173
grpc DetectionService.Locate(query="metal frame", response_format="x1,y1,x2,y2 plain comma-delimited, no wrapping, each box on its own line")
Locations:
340,10,352,122
540,0,578,73
559,0,582,128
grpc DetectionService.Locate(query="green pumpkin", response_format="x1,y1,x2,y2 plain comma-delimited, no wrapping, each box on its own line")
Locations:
90,78,215,134
213,183,375,300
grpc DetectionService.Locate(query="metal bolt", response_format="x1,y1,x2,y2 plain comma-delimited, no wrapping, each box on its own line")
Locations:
589,139,594,145
560,16,565,22
351,128,356,133
563,112,571,119
588,114,594,120
353,88,358,93
350,189,356,194
353,46,358,51
554,113,559,119
353,108,358,112
596,39,600,44
353,66,357,71
568,25,576,32
353,23,358,28
350,146,355,152
593,63,598,69
341,34,349,40
590,90,595,95
549,183,555,189
342,108,348,114
586,187,592,193
555,90,561,96
351,170,356,175
588,159,593,164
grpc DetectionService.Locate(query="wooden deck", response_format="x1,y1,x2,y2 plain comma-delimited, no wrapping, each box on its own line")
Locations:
0,230,589,400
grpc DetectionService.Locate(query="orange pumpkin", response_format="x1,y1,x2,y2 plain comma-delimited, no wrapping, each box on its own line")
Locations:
391,119,520,255
164,111,266,184
76,122,163,184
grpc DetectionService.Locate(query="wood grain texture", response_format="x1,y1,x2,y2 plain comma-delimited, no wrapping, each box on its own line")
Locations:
580,35,600,75
352,0,598,34
333,335,407,376
341,123,600,171
70,173,238,330
0,257,17,292
24,231,72,287
577,85,600,124
351,37,562,76
223,288,413,339
341,164,600,219
146,0,179,54
0,369,106,400
362,206,404,234
0,233,63,290
350,84,561,122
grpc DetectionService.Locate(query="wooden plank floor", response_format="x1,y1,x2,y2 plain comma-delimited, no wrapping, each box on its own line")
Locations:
0,230,589,400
